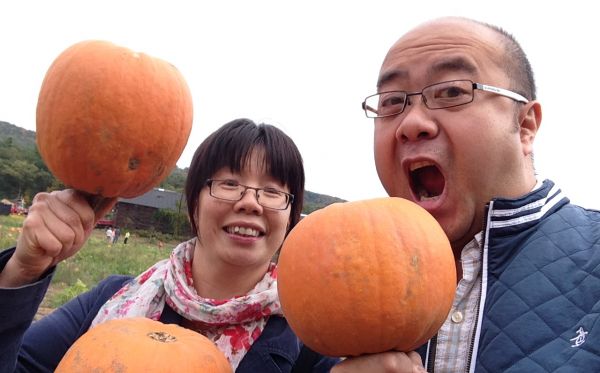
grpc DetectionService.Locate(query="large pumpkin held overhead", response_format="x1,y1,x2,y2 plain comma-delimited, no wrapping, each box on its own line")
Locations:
36,40,193,198
277,197,457,357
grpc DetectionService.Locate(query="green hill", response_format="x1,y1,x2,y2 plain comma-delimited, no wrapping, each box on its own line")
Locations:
0,121,346,211
0,121,37,150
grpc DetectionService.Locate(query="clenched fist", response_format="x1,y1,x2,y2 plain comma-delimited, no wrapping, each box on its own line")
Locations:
0,190,116,287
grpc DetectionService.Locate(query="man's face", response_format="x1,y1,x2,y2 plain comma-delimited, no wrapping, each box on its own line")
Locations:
374,19,534,252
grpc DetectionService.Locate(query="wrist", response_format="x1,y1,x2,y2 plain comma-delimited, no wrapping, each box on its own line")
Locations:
0,256,45,288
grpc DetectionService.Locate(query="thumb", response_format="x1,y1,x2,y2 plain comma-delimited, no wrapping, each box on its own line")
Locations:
82,194,118,222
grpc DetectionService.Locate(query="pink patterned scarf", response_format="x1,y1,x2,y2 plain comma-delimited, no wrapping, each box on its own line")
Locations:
91,238,282,370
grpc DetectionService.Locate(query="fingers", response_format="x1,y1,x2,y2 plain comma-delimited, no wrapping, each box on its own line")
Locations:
407,351,427,373
91,197,118,223
12,190,96,280
331,351,426,373
54,190,96,235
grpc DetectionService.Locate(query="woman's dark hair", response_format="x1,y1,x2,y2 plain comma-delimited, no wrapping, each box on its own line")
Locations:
185,118,305,236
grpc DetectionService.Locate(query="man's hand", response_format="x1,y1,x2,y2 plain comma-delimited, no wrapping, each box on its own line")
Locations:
331,351,426,373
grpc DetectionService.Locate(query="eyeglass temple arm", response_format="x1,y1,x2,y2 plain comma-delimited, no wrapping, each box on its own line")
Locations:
362,101,378,114
474,83,529,103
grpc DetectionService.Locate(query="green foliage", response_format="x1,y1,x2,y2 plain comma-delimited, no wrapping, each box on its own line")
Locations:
50,229,174,306
152,208,190,237
1,121,346,214
0,122,56,202
0,121,37,149
52,230,172,285
302,191,346,214
0,216,174,308
134,228,179,244
0,215,24,250
49,279,89,308
159,166,188,192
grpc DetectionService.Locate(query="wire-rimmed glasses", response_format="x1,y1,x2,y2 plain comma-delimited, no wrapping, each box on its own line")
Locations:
206,179,294,210
362,79,529,118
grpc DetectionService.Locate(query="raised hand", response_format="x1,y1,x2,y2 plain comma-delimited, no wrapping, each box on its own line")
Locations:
0,189,116,287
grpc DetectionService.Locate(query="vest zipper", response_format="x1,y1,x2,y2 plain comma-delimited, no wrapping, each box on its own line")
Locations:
426,334,438,372
465,203,491,372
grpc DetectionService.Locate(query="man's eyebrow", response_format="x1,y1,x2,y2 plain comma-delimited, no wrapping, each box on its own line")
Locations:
428,57,477,77
376,57,478,90
377,70,408,90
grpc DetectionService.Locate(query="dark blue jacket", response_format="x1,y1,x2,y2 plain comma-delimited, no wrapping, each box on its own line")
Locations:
0,249,338,373
421,180,600,372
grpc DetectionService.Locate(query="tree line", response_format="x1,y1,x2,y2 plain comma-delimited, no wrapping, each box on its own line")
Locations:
0,121,345,212
0,121,188,204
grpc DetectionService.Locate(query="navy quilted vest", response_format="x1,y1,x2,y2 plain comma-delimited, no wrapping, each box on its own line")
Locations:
423,180,600,372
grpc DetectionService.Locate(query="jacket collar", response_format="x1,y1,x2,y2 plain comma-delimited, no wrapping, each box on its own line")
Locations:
487,179,569,231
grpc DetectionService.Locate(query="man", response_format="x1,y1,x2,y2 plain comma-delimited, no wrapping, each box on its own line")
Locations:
333,17,600,372
112,226,121,244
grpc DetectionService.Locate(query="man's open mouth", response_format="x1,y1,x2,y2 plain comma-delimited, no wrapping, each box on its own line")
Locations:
409,161,446,202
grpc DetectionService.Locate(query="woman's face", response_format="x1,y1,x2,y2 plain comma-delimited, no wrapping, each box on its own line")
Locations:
195,151,292,270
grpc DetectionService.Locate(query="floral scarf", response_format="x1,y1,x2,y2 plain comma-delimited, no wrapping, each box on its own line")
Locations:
91,238,282,370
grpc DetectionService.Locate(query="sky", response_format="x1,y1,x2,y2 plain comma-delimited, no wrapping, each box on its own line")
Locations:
1,1,599,208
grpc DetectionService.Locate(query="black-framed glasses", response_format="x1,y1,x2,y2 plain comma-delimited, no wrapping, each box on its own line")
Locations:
362,79,529,118
206,179,294,210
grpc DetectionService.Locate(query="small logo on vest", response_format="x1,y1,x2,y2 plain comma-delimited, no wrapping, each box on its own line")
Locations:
570,327,588,348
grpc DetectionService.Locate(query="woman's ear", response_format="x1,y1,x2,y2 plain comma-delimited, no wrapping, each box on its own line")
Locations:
519,100,542,157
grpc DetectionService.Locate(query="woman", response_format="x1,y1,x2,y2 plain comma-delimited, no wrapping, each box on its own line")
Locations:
0,118,338,372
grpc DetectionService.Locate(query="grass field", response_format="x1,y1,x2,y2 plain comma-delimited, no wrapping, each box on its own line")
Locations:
0,214,175,308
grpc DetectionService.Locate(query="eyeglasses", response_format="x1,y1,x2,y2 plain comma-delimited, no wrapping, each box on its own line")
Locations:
206,179,294,210
362,79,529,118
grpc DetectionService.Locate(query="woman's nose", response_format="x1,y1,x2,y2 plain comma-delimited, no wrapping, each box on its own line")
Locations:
234,188,263,213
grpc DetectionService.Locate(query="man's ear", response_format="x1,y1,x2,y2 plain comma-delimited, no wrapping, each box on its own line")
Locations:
519,100,542,156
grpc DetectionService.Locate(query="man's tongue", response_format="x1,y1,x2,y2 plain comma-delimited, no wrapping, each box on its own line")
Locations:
413,166,445,199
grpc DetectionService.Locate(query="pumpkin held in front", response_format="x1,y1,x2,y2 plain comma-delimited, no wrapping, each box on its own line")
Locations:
55,317,232,372
36,40,193,198
277,197,456,357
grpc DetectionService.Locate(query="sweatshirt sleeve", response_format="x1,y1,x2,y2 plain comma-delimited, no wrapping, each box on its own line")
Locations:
0,247,55,372
0,247,132,372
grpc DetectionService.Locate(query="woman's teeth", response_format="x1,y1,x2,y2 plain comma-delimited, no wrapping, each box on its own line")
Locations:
228,226,260,237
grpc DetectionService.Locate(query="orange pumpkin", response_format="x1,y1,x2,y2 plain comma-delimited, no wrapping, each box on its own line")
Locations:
277,197,456,357
55,318,232,373
36,40,193,198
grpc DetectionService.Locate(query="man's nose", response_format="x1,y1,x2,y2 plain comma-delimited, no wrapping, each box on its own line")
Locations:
396,95,439,143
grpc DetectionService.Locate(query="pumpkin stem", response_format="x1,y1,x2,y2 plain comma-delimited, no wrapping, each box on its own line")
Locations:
147,331,178,343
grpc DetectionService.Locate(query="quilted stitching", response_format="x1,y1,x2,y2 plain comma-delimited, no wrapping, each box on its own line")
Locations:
477,204,600,372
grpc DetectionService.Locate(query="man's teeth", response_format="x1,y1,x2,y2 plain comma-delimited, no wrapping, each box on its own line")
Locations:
410,160,435,172
228,226,260,237
418,190,440,202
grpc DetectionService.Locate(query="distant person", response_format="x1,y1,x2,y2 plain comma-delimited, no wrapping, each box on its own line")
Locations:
105,227,113,244
112,227,121,244
333,17,600,372
123,231,130,245
0,118,338,372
